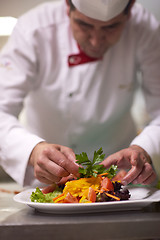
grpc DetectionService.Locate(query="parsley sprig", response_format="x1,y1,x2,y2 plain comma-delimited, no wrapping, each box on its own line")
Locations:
76,147,117,179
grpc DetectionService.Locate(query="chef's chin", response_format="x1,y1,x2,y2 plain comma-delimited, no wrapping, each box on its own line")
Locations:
85,47,109,58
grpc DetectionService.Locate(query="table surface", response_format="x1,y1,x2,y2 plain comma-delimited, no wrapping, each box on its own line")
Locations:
0,182,160,240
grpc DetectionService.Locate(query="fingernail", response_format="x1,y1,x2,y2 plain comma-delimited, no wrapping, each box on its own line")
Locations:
122,180,127,186
68,154,78,164
132,159,137,166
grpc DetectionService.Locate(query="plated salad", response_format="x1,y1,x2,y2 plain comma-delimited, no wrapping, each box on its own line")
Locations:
30,148,130,204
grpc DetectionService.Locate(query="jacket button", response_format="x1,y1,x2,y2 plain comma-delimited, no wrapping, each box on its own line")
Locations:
69,56,75,64
69,93,74,97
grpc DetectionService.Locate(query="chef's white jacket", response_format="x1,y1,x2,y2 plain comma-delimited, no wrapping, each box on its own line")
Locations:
0,1,160,186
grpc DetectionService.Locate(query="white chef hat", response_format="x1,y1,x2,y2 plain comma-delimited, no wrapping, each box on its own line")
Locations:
72,0,130,21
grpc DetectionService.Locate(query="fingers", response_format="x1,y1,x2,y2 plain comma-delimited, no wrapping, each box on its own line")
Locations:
101,155,118,169
121,145,156,185
30,142,79,184
101,150,131,169
142,171,157,185
60,146,76,163
58,175,77,185
46,145,79,176
121,151,144,184
129,162,156,185
122,162,156,186
101,145,157,186
34,158,70,184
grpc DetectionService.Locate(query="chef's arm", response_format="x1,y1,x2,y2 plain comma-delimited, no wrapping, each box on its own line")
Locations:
131,13,160,180
0,20,45,186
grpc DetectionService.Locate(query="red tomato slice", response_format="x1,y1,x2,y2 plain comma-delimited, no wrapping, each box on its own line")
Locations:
63,192,78,203
88,187,97,203
41,184,56,194
101,177,114,191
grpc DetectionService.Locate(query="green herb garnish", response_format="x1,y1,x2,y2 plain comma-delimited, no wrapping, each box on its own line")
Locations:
76,147,117,179
106,165,118,179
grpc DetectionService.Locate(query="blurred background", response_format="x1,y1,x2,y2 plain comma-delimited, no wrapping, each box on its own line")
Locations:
0,0,160,50
0,0,160,182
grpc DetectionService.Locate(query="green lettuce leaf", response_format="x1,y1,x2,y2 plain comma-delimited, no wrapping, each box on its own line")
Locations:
30,187,62,203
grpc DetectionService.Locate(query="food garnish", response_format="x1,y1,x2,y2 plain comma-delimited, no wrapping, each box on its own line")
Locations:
30,148,131,203
76,147,117,179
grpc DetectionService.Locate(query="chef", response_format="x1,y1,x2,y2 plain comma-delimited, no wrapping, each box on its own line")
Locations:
0,0,159,187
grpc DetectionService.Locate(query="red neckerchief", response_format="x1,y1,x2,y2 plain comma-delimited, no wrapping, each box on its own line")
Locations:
68,45,102,67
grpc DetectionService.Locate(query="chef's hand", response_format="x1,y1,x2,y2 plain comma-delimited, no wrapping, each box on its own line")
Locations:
29,142,79,184
101,145,157,185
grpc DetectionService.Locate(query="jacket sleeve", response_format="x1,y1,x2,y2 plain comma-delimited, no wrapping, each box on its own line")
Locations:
0,20,45,186
131,8,160,179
